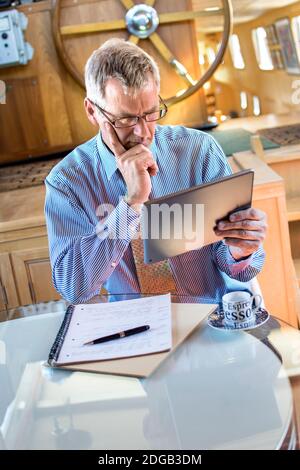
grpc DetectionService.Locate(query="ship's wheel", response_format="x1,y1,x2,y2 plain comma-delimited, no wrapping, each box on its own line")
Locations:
52,0,232,106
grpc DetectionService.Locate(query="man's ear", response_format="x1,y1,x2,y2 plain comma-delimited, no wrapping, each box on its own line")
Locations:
84,98,99,127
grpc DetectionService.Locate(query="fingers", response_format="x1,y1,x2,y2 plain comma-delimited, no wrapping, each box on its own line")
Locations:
122,157,158,177
132,154,158,175
105,122,126,157
217,219,267,232
215,229,265,241
228,207,266,222
117,144,149,161
117,148,159,176
148,163,159,176
104,125,158,177
214,208,268,252
223,238,262,252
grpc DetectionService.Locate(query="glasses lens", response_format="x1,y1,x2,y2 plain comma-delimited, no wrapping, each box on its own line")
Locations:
114,117,138,128
113,104,168,128
145,108,168,122
144,111,161,122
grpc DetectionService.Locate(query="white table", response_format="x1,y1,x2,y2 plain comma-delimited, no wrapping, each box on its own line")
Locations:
0,296,297,450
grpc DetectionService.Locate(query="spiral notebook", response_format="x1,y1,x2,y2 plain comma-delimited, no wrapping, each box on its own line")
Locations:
47,295,214,378
48,294,172,365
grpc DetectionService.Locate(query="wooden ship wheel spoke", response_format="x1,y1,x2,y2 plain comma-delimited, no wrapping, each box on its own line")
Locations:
52,0,232,106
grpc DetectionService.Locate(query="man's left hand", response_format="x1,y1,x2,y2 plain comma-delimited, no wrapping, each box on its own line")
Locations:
214,208,267,260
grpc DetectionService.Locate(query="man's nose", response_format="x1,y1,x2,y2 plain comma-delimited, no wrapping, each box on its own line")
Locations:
133,116,151,137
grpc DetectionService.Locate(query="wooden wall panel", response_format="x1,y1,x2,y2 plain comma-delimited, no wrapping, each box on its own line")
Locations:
0,1,73,164
59,0,207,128
290,221,300,259
59,0,127,143
32,10,73,148
0,77,48,157
0,0,207,164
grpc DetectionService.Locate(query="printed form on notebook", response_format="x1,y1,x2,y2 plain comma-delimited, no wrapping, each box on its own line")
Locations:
48,294,172,366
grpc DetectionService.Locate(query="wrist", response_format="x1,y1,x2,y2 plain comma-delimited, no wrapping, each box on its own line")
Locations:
123,195,143,214
229,246,252,261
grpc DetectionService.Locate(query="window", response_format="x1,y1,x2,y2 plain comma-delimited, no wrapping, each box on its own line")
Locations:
206,47,216,65
292,16,300,62
252,27,274,70
253,96,261,116
265,24,284,69
229,34,245,69
240,91,248,110
198,53,205,65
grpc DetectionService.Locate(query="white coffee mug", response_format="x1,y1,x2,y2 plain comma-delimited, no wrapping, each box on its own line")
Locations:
222,291,262,328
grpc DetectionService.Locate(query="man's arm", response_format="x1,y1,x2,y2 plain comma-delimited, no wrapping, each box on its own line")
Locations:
45,123,158,303
104,122,158,207
45,178,140,303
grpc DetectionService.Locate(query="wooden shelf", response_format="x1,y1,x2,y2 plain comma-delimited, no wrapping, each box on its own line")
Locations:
287,196,300,222
294,258,300,288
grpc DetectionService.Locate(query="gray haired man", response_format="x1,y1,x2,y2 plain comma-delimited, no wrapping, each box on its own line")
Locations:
45,38,267,303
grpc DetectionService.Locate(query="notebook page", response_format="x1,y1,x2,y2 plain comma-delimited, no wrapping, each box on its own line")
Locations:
57,294,172,364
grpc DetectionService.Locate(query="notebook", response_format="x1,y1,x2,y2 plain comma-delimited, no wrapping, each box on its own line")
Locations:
47,295,215,378
48,294,172,365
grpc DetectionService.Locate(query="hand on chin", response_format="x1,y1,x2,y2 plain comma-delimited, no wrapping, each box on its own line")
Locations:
125,140,149,150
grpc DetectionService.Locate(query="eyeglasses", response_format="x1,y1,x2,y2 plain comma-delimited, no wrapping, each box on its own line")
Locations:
89,96,168,128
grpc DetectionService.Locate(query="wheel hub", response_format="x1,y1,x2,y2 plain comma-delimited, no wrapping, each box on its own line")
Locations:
125,4,159,39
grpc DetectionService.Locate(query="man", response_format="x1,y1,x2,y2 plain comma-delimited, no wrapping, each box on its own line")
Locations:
45,38,267,304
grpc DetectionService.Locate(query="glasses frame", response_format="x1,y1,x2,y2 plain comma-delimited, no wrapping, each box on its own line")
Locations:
89,96,168,128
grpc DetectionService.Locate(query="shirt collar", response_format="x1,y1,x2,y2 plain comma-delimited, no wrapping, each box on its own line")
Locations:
96,131,157,181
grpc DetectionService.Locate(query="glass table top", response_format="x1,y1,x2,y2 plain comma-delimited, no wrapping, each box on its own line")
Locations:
0,295,299,450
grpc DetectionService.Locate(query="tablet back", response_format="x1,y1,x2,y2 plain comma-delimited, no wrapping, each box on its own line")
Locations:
142,169,254,263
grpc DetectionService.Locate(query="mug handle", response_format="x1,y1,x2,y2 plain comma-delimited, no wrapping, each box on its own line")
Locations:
251,294,262,312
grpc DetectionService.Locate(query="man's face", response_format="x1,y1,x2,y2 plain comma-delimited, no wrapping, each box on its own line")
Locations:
98,77,159,151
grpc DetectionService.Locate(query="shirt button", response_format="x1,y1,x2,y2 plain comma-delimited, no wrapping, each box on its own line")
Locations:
111,262,117,267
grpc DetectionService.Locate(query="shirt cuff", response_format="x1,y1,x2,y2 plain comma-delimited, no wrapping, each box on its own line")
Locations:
223,243,254,276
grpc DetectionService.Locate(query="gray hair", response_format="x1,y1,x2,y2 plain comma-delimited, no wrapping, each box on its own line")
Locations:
85,38,160,106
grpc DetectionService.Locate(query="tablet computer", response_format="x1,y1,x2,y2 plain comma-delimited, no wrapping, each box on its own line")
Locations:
141,169,254,264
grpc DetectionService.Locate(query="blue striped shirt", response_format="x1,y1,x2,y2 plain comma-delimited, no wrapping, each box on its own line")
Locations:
45,125,265,304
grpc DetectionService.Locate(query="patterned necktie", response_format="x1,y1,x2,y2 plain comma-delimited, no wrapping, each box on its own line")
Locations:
131,234,177,295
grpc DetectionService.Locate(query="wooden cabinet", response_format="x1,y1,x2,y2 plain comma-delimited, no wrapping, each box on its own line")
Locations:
0,248,60,310
220,113,300,326
10,247,61,305
259,146,300,289
0,253,19,310
230,152,300,327
0,185,62,308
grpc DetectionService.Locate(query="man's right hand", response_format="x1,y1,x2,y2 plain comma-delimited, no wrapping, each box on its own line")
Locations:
105,122,158,205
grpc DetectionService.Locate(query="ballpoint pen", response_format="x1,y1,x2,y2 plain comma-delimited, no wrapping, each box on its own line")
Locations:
83,324,150,345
